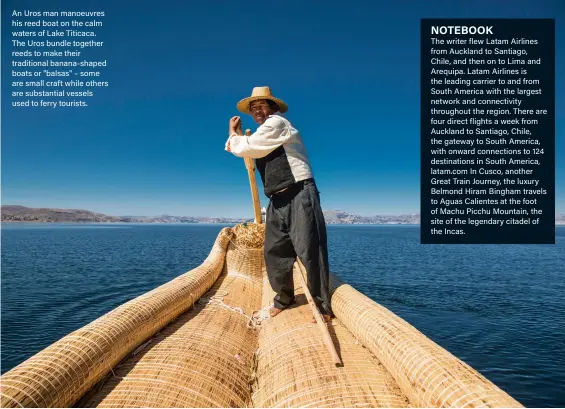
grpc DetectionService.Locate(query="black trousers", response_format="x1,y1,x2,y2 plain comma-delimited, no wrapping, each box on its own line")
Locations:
264,179,332,316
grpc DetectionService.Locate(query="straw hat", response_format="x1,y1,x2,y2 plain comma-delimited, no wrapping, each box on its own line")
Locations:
236,86,288,114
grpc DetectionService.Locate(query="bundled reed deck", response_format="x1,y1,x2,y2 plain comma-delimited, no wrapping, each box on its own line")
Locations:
252,264,410,408
1,224,523,408
77,236,264,407
330,276,523,408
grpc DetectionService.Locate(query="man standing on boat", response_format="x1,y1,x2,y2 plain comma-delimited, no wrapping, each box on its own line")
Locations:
225,86,332,323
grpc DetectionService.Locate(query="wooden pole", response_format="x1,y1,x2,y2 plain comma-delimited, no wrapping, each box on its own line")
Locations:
237,126,263,224
296,259,343,367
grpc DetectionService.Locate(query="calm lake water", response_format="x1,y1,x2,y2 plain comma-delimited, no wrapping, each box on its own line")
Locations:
1,223,564,407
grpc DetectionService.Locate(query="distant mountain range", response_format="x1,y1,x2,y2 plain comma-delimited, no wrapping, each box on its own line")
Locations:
2,205,564,225
0,206,246,224
322,210,420,225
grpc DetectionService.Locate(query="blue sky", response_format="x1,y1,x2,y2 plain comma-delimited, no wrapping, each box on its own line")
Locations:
2,0,563,218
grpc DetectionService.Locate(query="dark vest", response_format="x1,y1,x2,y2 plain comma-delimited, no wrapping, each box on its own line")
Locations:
255,146,296,197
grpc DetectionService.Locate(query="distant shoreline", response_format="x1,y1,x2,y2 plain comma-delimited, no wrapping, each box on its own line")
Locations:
1,205,422,225
2,205,564,225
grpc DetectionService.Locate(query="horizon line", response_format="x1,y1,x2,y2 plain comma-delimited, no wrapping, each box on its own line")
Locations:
1,204,422,218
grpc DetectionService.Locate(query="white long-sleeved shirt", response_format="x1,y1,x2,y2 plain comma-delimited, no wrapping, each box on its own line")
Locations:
225,114,314,191
226,115,287,158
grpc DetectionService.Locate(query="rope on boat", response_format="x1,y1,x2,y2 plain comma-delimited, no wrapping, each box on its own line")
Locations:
197,290,271,329
226,271,263,288
251,305,272,327
196,290,274,329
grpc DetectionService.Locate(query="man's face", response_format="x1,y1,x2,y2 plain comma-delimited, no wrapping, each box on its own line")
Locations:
249,100,274,125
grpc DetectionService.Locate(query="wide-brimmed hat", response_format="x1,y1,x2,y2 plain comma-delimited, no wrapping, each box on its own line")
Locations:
236,86,288,114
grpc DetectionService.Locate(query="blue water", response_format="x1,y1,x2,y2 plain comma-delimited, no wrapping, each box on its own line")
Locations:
2,223,564,407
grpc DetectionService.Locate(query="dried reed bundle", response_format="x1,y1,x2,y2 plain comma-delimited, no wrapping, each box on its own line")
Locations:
1,226,525,409
0,228,234,408
330,276,524,408
78,240,265,408
252,264,411,408
231,222,265,249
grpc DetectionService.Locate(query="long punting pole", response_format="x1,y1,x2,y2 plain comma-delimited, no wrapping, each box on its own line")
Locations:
297,259,343,367
236,124,338,364
237,125,263,224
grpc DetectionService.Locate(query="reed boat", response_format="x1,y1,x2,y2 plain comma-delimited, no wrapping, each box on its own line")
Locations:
1,222,523,408
1,128,523,408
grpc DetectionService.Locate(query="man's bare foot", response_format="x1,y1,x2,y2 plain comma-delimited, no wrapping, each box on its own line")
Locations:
312,314,332,324
270,307,285,317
